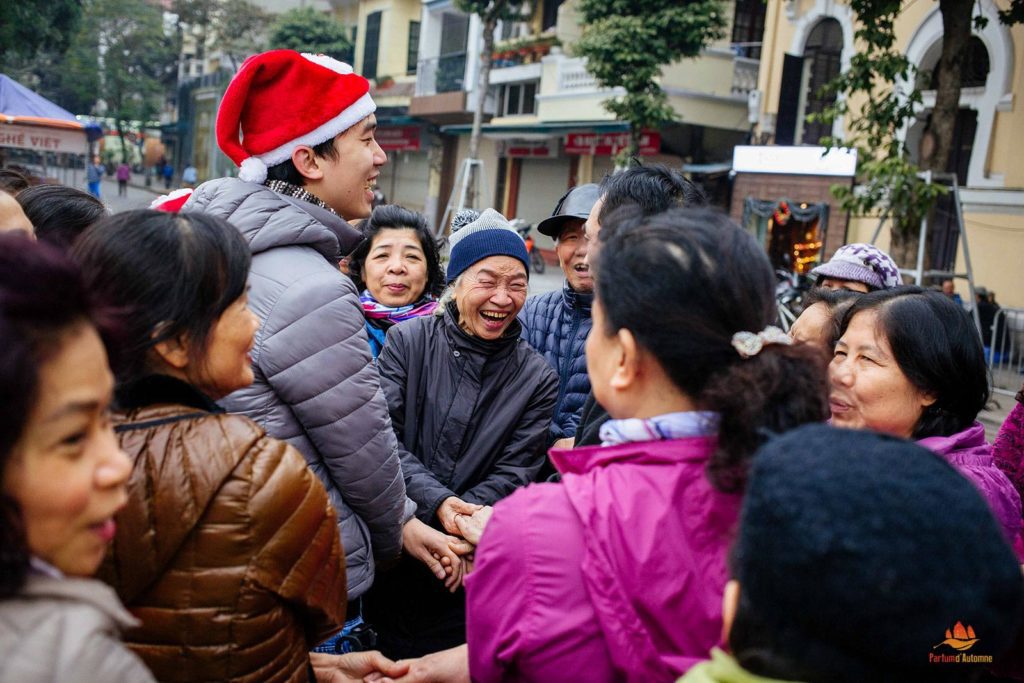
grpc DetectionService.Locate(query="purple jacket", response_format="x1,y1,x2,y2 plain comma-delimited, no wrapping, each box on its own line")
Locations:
918,421,1023,557
466,437,742,682
994,401,1024,507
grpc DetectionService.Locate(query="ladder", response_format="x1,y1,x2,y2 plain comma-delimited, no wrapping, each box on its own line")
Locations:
437,157,487,241
869,171,982,335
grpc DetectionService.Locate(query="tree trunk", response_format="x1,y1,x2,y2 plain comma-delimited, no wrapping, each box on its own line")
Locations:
466,14,496,208
889,0,971,274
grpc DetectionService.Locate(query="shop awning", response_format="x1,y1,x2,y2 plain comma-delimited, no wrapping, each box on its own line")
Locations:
0,74,103,143
439,120,629,140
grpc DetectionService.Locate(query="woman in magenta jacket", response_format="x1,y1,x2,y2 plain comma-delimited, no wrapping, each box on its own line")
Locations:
455,208,830,682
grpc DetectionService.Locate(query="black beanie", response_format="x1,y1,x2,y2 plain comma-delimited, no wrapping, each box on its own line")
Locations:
731,424,1024,682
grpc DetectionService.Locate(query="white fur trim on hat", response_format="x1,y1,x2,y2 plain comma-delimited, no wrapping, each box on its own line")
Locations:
254,91,376,168
238,157,268,184
301,53,354,75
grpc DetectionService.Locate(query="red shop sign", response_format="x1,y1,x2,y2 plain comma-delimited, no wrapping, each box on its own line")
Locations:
376,125,422,152
498,139,556,158
564,131,660,156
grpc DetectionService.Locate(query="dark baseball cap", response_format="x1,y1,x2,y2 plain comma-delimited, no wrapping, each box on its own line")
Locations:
536,184,601,238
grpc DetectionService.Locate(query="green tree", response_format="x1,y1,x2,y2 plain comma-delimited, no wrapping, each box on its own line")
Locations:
817,0,1021,269
0,0,81,71
454,0,528,207
172,0,270,72
574,0,727,162
61,0,178,160
268,7,353,63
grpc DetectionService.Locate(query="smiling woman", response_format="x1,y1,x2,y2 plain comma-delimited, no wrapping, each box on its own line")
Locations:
364,208,558,658
348,205,445,359
0,234,155,681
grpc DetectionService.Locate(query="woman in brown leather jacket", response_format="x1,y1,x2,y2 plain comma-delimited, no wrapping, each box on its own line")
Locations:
73,210,353,683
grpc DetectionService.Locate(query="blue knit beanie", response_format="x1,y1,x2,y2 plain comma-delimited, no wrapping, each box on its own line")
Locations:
446,208,529,283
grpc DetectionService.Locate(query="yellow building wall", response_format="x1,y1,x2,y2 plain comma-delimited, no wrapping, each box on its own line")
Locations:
759,0,1024,308
353,0,421,81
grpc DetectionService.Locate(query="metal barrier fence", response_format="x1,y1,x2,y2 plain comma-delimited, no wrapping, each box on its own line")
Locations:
988,307,1024,398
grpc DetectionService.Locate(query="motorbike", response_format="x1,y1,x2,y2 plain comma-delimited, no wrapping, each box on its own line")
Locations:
511,218,546,275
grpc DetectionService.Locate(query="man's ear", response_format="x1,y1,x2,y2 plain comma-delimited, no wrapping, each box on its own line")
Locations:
610,328,639,391
290,145,324,182
152,332,190,370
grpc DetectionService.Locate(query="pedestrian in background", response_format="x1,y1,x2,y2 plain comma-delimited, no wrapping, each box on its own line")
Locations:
115,161,131,197
87,155,104,198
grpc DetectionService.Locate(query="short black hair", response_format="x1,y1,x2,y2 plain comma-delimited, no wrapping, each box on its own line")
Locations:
265,136,340,186
597,164,708,239
72,210,251,385
594,207,829,492
799,287,862,350
17,184,106,251
835,286,990,438
348,205,445,300
0,168,31,194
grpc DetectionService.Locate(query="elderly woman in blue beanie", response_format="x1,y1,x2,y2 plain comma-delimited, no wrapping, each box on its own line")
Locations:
364,208,558,659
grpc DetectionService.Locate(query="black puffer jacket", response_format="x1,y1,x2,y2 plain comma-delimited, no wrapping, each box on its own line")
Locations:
377,302,559,522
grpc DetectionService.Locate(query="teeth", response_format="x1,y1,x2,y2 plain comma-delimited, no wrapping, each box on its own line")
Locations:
481,312,508,320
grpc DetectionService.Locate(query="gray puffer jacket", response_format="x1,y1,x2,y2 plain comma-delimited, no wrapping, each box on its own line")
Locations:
186,178,409,599
0,574,155,682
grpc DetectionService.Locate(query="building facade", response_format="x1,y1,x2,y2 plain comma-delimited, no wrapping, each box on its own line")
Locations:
747,0,1024,307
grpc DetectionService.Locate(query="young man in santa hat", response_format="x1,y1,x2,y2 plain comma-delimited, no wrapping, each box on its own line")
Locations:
185,50,467,647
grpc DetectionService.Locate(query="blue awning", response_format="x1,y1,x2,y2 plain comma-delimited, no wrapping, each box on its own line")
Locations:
0,74,103,142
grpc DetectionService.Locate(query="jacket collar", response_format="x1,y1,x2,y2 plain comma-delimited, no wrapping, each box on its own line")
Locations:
443,300,522,357
115,375,224,414
21,574,140,630
917,420,989,457
550,434,718,476
562,281,593,313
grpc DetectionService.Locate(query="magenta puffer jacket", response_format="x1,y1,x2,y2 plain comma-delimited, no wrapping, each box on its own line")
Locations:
994,401,1024,509
918,421,1024,558
465,437,742,683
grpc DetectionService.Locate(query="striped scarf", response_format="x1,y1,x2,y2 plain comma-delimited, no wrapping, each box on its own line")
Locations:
360,290,438,324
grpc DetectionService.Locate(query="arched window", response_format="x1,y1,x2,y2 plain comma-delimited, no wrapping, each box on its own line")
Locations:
800,18,843,145
927,35,990,89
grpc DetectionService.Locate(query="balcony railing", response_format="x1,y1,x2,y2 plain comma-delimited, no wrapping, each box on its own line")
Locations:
732,57,759,96
557,57,600,93
415,54,468,97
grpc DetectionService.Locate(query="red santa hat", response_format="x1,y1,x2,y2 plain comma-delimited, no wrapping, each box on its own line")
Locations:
216,50,376,184
149,187,193,213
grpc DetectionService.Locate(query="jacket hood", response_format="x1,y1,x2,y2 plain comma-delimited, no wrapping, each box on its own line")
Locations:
185,177,362,260
22,575,139,631
555,437,740,679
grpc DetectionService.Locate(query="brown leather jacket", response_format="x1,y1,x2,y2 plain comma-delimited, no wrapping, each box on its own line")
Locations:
98,376,345,683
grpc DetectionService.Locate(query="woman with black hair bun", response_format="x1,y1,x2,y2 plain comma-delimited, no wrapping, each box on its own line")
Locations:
440,207,830,682
830,286,1023,555
347,205,445,359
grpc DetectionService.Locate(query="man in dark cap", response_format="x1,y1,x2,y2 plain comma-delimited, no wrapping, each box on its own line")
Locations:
520,184,600,454
681,424,1024,683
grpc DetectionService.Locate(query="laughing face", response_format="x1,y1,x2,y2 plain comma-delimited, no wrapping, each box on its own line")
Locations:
556,220,592,293
313,115,387,220
454,256,528,340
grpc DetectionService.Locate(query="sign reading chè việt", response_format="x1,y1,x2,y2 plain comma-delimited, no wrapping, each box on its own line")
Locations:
0,122,90,156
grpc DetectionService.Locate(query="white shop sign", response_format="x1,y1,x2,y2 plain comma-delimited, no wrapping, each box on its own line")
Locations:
0,122,89,155
732,145,857,177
